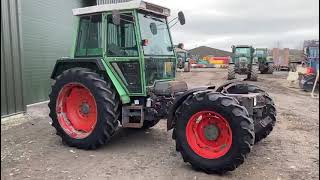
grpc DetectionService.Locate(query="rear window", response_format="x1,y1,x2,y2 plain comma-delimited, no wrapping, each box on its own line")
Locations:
75,15,102,57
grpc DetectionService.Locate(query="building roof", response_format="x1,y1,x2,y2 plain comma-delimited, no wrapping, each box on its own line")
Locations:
72,0,170,16
188,46,233,59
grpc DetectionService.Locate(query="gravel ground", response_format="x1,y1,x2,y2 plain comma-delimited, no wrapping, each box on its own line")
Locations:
1,68,319,180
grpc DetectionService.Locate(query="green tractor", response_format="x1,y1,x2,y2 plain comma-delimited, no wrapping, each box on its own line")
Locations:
49,1,276,174
254,48,274,74
175,44,191,72
228,45,259,81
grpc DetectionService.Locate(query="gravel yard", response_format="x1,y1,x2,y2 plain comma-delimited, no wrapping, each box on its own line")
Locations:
1,68,319,180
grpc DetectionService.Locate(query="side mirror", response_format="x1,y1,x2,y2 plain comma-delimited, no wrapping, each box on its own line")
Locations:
150,22,158,35
112,10,120,25
178,11,185,25
178,43,184,49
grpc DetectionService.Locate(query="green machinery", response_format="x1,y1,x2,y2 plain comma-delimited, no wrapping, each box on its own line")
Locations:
228,45,258,81
49,1,276,174
175,44,191,72
254,48,274,74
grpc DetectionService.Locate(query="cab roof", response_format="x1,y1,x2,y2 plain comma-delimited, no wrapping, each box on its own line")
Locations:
73,0,171,17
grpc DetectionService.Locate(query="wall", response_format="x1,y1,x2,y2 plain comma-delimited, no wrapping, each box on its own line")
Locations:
1,0,25,116
20,0,87,104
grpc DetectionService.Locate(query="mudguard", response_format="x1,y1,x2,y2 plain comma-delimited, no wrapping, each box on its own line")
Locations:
50,58,130,104
167,86,214,130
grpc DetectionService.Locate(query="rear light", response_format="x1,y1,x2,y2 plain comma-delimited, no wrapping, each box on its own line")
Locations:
306,67,314,74
142,39,149,46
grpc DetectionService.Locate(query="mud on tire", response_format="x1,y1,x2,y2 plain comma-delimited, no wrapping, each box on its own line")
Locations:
49,68,120,150
174,92,254,174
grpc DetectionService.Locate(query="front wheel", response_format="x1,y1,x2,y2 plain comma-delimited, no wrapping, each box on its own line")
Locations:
249,65,258,81
49,68,120,149
174,92,254,174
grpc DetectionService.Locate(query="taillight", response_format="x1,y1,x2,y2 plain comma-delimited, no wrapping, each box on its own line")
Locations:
142,39,149,46
306,67,314,74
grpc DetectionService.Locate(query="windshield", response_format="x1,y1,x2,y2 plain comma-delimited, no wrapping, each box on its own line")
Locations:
255,50,266,55
255,49,267,57
138,12,174,56
235,48,251,56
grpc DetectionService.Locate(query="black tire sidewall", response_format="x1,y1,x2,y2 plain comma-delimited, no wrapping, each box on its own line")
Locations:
176,95,251,168
50,69,116,147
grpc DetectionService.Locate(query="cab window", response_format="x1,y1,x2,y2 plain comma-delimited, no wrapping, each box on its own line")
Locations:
75,15,102,57
106,13,138,57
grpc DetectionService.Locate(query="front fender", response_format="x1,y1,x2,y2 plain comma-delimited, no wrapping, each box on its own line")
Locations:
51,58,130,104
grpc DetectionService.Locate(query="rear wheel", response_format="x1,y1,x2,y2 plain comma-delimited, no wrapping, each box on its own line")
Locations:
267,63,274,74
174,92,254,174
49,68,120,149
227,65,236,80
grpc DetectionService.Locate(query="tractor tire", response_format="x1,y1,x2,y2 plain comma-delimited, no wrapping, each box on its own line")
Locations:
249,65,258,81
174,92,254,174
227,65,236,80
142,119,161,129
49,68,120,150
217,83,277,144
254,94,276,144
266,64,274,74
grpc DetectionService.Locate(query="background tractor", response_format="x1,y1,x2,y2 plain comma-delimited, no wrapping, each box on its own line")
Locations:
228,45,259,81
254,48,274,74
175,43,191,72
49,0,276,174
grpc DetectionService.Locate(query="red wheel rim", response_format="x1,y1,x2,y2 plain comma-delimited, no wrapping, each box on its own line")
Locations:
186,111,232,159
56,83,97,139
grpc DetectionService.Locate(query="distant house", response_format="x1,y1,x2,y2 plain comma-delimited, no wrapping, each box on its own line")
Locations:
188,46,233,60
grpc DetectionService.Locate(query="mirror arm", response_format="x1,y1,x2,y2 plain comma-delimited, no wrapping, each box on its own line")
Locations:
168,17,178,24
169,20,179,29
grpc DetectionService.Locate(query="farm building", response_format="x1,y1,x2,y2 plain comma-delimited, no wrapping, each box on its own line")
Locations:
1,0,114,117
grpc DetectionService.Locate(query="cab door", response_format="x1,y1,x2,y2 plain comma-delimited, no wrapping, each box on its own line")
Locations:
103,11,144,96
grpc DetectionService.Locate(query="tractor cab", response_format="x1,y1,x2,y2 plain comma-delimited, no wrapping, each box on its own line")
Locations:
71,0,185,96
255,48,268,59
231,45,255,66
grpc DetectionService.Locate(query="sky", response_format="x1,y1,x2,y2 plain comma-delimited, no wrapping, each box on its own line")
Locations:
147,0,319,51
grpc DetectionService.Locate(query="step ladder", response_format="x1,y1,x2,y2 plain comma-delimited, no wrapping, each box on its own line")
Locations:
121,105,144,128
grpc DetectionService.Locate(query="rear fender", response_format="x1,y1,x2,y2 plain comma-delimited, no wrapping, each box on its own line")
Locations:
51,58,130,104
167,86,214,130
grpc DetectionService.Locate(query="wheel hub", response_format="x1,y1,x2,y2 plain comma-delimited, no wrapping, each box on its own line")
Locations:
80,103,90,114
204,124,219,141
56,83,97,139
186,111,232,159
